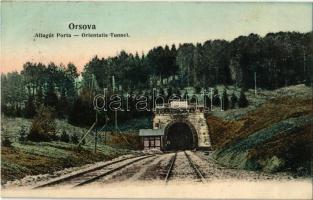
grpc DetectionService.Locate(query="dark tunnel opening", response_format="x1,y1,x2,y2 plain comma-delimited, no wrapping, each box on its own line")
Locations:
165,122,195,151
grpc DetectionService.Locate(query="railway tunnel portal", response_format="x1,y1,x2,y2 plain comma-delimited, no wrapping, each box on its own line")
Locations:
149,101,212,151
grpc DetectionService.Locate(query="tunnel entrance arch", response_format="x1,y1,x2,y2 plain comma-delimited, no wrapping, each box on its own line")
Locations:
163,120,198,151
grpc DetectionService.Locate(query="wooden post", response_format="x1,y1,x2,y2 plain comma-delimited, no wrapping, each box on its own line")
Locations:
94,111,98,153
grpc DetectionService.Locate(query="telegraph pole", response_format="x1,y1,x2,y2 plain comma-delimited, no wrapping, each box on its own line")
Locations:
94,110,98,153
112,76,118,131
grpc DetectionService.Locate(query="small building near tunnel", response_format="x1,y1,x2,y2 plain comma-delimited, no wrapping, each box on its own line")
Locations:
139,129,164,150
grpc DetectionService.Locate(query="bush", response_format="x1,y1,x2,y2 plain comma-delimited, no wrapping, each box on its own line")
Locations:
2,135,12,147
28,105,57,142
18,125,27,142
71,134,79,144
60,130,70,143
1,105,17,117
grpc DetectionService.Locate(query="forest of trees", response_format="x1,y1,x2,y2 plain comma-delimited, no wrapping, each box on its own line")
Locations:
1,31,312,127
81,31,312,90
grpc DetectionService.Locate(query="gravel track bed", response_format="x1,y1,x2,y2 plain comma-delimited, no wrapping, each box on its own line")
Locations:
4,154,138,189
169,151,197,182
98,155,160,184
138,153,175,181
5,151,301,190
194,151,296,181
52,155,152,188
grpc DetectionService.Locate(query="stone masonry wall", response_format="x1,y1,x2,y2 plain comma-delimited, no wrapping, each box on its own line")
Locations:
153,111,211,148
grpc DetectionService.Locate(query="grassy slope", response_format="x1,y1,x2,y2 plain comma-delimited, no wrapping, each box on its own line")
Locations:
208,88,312,175
1,117,132,185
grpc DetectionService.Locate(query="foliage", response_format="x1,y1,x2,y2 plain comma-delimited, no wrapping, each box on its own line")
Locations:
212,88,220,107
24,96,36,118
60,130,70,143
18,126,28,142
1,140,130,184
230,92,238,109
1,31,312,126
2,135,12,147
28,105,57,142
222,89,230,110
238,90,249,108
71,133,79,144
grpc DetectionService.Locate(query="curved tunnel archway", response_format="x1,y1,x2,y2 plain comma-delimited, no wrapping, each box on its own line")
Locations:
164,121,198,151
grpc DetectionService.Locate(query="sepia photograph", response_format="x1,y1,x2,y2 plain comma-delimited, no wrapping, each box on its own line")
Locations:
1,1,312,199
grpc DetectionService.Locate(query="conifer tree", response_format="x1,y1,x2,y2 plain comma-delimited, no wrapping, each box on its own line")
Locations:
58,90,68,118
222,89,229,110
44,82,58,109
238,90,249,108
24,95,36,118
212,88,220,107
35,88,44,107
230,92,238,109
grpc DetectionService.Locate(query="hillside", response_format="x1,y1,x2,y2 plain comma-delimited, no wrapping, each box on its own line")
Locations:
1,117,135,185
207,84,312,176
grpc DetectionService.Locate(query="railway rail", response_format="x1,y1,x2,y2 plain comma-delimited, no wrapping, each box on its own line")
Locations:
164,152,177,183
34,154,154,189
165,151,206,183
34,150,206,189
184,151,206,183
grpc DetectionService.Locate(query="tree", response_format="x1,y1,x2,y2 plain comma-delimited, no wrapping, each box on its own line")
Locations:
230,92,238,109
238,90,249,108
68,91,95,126
183,90,189,100
1,72,26,116
166,87,173,101
212,88,220,107
204,95,211,110
176,43,195,87
35,88,44,107
222,89,230,110
24,95,36,118
58,90,69,118
195,85,202,94
174,88,181,98
44,82,58,109
190,95,197,104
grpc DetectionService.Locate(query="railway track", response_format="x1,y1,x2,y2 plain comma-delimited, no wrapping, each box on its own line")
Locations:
184,151,206,182
34,154,155,189
164,152,177,183
34,151,206,189
165,151,205,183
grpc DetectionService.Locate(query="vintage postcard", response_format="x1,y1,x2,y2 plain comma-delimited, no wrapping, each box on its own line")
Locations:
1,1,312,199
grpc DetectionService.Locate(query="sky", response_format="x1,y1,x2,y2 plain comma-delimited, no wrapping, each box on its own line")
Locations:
1,2,312,73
